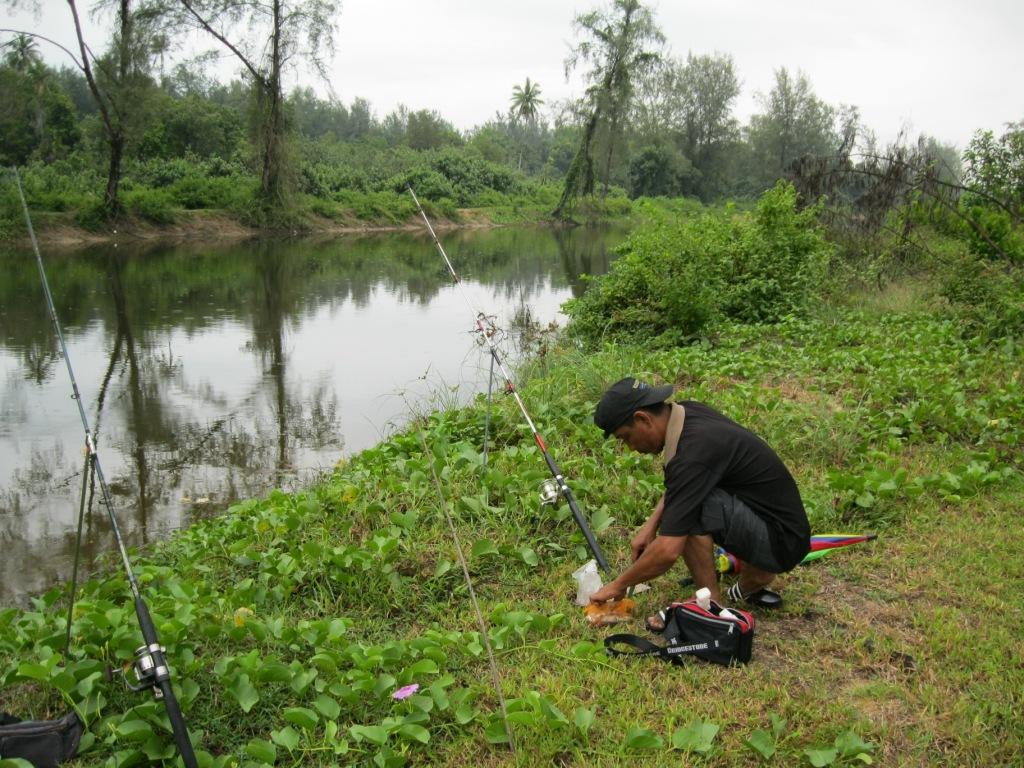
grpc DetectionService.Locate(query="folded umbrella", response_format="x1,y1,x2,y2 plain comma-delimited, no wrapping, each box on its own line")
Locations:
685,533,877,585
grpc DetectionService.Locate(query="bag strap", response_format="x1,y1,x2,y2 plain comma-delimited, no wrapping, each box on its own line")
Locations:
605,633,721,663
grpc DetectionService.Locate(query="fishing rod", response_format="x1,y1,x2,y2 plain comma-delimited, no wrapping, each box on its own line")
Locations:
10,168,199,768
407,187,610,573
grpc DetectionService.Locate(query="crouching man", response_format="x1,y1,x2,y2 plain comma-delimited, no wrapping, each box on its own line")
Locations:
588,377,810,615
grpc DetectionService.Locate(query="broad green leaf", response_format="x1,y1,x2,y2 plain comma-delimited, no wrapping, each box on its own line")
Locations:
538,696,569,725
484,717,510,744
454,703,477,724
671,719,719,753
283,707,319,730
289,668,317,694
518,547,539,566
50,671,76,694
229,674,259,713
314,694,341,720
270,726,300,753
244,739,276,764
745,729,776,759
589,507,613,533
0,759,36,768
398,724,430,744
256,661,291,683
624,727,664,750
406,658,438,676
835,730,875,757
114,719,153,742
506,711,536,725
471,539,499,558
15,662,49,682
574,707,595,735
805,747,838,767
141,733,175,761
349,725,388,745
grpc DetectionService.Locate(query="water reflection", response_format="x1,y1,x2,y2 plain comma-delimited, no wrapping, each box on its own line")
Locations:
0,224,626,604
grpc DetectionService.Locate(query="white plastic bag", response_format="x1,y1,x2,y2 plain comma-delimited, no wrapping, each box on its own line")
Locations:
572,559,603,606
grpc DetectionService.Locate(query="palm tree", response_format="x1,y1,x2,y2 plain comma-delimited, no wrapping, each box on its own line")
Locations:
510,78,544,170
3,33,42,73
510,77,544,126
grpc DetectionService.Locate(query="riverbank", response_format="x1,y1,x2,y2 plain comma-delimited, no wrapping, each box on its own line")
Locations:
2,177,701,249
4,206,504,249
1,300,1021,766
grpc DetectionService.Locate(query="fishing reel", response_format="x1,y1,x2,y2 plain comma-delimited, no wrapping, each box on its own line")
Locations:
539,479,560,506
473,313,506,346
126,643,169,699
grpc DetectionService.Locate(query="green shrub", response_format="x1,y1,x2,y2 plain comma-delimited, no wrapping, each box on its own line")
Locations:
563,183,833,347
962,205,1024,262
123,188,176,224
74,197,110,231
941,256,1024,339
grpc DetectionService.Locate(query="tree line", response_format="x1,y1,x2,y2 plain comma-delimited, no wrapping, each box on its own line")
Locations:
0,0,1017,228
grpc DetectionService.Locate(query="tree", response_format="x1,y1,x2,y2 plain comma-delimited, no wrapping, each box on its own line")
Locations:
405,109,461,150
746,68,842,190
3,1,164,210
632,52,741,200
175,0,339,208
2,32,41,72
510,77,544,125
963,122,1024,213
0,63,79,164
553,0,663,217
509,78,545,170
628,142,694,198
676,53,740,199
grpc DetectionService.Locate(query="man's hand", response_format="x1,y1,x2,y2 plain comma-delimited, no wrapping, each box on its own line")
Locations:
631,526,656,561
589,582,627,604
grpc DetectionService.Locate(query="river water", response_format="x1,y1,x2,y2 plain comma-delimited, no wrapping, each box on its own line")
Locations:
0,225,626,605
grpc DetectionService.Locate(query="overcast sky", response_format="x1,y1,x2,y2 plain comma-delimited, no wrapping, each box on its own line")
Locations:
7,0,1023,149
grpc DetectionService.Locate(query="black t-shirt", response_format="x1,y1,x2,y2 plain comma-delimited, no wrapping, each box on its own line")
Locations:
660,401,810,570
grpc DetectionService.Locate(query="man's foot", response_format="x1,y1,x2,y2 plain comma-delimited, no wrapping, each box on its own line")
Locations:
726,582,784,609
644,610,667,633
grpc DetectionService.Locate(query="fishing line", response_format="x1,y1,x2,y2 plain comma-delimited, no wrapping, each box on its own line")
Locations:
407,187,610,572
10,167,199,768
415,429,515,753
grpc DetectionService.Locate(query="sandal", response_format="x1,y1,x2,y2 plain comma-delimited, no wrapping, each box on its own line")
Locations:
644,609,667,633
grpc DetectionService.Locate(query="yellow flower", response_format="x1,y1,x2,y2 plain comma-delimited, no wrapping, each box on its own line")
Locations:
233,607,254,627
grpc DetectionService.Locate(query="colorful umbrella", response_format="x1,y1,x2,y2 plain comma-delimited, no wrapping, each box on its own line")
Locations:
711,533,877,576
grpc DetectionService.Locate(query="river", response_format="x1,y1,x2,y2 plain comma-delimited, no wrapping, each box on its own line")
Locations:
0,224,627,605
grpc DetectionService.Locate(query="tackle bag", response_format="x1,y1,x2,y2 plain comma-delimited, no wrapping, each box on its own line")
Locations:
604,598,755,666
0,711,83,768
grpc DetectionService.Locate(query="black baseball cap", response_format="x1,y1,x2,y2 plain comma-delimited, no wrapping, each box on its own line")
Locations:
593,377,674,438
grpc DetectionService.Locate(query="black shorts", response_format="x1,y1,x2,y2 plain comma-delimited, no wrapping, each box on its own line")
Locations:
695,488,784,573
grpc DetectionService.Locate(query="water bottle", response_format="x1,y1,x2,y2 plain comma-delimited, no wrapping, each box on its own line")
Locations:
695,587,712,611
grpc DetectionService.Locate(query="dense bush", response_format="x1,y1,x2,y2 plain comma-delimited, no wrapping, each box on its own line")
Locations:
563,183,832,347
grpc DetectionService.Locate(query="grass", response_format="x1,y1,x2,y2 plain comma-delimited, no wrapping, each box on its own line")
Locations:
1,303,1021,767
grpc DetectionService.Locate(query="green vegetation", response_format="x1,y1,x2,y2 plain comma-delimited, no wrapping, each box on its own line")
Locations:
1,293,1021,765
2,164,1022,764
563,183,832,346
1,2,1022,764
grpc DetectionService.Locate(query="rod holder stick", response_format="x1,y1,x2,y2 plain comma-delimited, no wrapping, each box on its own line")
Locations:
408,187,610,572
11,166,199,768
65,447,93,656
